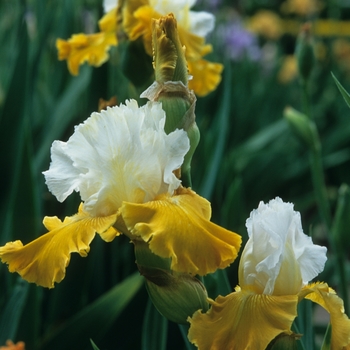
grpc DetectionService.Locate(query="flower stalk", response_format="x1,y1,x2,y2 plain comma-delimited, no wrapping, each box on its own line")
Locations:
141,14,200,188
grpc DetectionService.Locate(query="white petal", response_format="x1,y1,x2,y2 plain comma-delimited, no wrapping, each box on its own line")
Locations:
42,141,82,202
149,0,214,36
188,11,215,37
43,100,190,217
103,0,118,13
240,197,327,295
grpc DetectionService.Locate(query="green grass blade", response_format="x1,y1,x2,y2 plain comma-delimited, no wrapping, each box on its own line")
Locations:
40,272,143,350
34,67,92,172
320,324,332,350
199,62,231,200
331,72,350,109
0,279,29,344
141,298,168,350
90,339,101,350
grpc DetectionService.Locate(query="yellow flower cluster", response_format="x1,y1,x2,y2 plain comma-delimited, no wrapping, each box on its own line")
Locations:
56,0,223,96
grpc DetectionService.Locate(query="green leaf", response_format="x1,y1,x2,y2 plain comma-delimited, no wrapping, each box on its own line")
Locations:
178,324,196,350
40,272,143,350
331,72,350,109
199,62,231,200
321,324,332,350
90,339,101,350
34,66,92,172
141,299,168,350
0,279,29,344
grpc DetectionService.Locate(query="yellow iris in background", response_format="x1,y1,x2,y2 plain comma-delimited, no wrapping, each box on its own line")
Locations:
56,0,223,96
0,100,241,288
188,197,350,350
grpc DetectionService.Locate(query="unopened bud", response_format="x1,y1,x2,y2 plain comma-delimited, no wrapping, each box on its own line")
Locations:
145,271,209,324
152,13,188,85
267,332,301,350
141,14,200,187
284,106,319,152
296,23,315,82
134,240,209,324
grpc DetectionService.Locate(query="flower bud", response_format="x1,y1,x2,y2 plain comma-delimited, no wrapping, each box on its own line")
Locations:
295,23,315,82
284,106,319,153
141,14,200,187
267,332,301,350
152,13,188,85
134,240,209,324
144,272,209,324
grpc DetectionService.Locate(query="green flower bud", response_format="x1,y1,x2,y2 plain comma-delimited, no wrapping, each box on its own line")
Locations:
266,332,301,350
141,14,200,187
134,240,209,324
296,23,315,82
284,106,320,152
144,272,209,325
152,13,188,85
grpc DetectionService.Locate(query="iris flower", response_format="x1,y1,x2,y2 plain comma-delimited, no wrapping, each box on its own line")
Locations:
57,0,223,96
188,197,350,350
0,100,241,288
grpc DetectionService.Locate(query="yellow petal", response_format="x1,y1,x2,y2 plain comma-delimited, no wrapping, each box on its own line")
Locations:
187,59,223,97
188,287,298,350
98,7,118,32
0,207,117,288
56,31,117,75
300,282,350,349
121,187,241,275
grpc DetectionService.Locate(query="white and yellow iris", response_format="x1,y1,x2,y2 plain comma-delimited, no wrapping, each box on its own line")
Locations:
188,197,350,350
0,100,241,288
57,0,223,96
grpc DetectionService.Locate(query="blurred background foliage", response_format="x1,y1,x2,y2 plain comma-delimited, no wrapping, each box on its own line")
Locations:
1,0,350,349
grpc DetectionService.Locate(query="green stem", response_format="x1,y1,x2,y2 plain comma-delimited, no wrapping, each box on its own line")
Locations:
302,79,311,120
330,184,350,313
301,77,332,229
309,144,332,230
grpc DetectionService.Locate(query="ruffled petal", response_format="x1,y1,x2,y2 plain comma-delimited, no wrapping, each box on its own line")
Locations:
121,187,242,275
187,11,215,37
188,287,298,350
0,206,117,288
43,100,189,217
128,5,154,42
187,59,223,97
56,31,117,75
99,7,117,32
300,282,350,349
240,197,327,295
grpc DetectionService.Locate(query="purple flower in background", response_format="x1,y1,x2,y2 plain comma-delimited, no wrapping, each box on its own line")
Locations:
216,20,261,61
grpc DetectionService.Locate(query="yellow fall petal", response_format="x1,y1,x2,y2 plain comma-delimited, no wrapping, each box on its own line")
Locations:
56,30,117,75
188,286,298,350
99,7,118,32
187,59,224,97
300,282,350,349
0,207,117,288
121,187,241,276
125,5,155,54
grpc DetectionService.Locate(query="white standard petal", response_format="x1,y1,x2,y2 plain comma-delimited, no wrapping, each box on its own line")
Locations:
149,0,214,36
103,0,118,13
43,100,190,217
239,197,327,296
42,141,82,202
188,11,215,37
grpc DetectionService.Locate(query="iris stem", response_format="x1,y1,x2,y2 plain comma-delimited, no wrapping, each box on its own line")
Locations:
301,77,332,230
